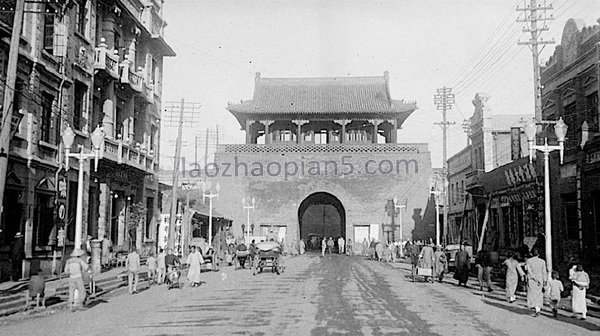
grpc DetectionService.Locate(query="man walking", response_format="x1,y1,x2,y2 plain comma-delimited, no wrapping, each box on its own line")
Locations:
64,249,88,311
525,248,547,317
126,248,140,294
476,248,493,292
338,237,345,254
146,251,157,286
156,248,166,285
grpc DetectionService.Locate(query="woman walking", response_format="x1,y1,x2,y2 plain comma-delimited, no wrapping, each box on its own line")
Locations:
186,245,204,287
569,264,590,320
502,251,525,302
525,248,547,317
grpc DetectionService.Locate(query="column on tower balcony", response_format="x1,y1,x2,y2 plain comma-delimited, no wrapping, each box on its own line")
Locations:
392,118,398,143
337,119,347,144
245,119,251,144
263,120,271,144
372,119,379,144
296,120,307,144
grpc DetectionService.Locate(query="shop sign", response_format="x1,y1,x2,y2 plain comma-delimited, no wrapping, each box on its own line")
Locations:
504,162,537,187
500,195,510,207
58,178,67,199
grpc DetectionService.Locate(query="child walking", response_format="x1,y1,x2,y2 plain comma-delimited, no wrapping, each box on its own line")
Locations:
547,270,564,317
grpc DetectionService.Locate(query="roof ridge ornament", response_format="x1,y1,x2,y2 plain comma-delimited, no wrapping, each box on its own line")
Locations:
255,72,261,83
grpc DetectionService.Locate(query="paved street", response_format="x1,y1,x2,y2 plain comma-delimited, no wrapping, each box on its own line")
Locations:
1,254,599,336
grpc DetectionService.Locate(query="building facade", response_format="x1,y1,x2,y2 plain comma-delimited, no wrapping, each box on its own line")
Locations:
0,0,173,280
541,18,600,263
447,93,529,249
205,73,434,252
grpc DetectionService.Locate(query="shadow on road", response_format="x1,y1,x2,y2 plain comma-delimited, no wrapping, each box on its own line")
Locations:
482,298,600,331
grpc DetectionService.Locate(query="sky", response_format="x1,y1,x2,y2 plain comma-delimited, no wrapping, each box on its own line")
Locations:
159,0,600,169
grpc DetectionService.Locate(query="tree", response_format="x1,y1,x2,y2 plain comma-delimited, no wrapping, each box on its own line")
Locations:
127,202,147,250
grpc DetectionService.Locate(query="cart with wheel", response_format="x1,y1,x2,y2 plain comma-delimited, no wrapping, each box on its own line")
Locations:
252,241,283,276
412,258,434,283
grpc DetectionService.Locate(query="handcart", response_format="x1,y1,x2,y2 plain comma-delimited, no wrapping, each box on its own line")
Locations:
234,244,251,270
412,258,434,283
166,266,182,289
252,241,283,276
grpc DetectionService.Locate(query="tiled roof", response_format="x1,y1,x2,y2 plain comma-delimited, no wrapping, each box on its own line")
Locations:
227,73,417,115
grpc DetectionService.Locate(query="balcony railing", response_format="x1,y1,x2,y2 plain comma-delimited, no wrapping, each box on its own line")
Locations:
101,138,157,173
119,61,143,92
141,6,164,38
94,40,120,79
128,70,143,92
142,82,154,104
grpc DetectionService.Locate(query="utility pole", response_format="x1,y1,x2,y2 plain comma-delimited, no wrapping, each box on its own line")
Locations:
517,0,554,122
434,87,455,246
0,0,25,219
167,98,185,251
163,99,201,252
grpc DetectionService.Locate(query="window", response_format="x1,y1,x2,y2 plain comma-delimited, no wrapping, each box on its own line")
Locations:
73,81,87,130
43,11,55,54
280,130,292,142
40,92,54,143
74,0,90,38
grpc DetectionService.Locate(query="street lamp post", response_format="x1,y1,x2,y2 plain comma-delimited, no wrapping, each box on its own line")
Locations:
430,188,441,246
524,117,568,279
201,181,220,246
62,125,105,250
242,197,255,245
392,197,406,255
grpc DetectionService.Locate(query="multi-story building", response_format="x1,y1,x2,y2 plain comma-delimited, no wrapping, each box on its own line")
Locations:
541,18,600,263
208,73,434,253
0,0,173,281
449,93,529,249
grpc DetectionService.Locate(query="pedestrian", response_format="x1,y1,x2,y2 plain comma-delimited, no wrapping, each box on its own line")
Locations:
85,235,92,253
64,249,88,311
476,248,493,292
327,237,334,254
569,264,590,320
9,232,24,281
409,240,420,280
433,245,447,283
126,248,140,294
291,239,298,256
525,248,547,317
346,238,353,255
547,270,564,318
101,235,111,269
419,243,434,269
362,238,369,257
338,237,345,254
146,251,157,285
321,237,327,257
375,241,384,261
299,239,305,255
502,251,525,302
157,248,166,285
453,243,470,286
186,245,204,287
382,243,392,262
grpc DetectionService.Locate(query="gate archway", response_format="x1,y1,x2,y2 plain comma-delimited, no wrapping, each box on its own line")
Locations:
298,192,345,251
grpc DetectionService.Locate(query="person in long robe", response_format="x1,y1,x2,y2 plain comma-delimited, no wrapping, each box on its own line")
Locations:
569,264,590,320
502,251,524,302
186,246,204,287
375,241,384,261
321,237,327,257
419,243,434,269
299,239,305,255
525,248,547,317
453,244,470,286
433,246,447,283
362,238,369,257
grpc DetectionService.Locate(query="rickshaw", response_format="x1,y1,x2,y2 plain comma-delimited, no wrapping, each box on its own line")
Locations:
252,241,283,276
233,243,251,270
